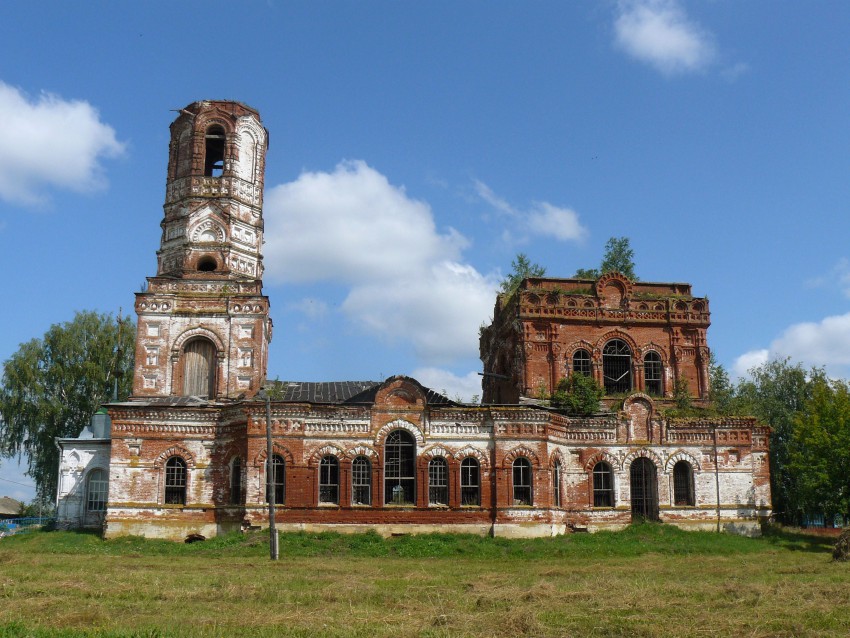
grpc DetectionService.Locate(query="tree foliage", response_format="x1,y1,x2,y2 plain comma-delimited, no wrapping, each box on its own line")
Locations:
0,311,135,501
573,236,637,281
499,253,546,297
551,373,604,415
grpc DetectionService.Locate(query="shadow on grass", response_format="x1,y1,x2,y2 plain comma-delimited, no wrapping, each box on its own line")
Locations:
761,524,840,554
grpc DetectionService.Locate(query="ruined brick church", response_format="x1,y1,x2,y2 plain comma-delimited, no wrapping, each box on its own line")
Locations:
55,100,771,539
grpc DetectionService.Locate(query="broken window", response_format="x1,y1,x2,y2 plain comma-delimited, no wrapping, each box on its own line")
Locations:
265,454,285,505
352,456,371,505
630,457,659,521
428,457,448,505
164,457,187,505
204,125,226,177
384,430,415,505
230,457,242,505
460,457,480,506
512,457,533,506
86,468,108,512
593,462,614,507
644,351,663,396
319,455,339,504
572,349,591,376
602,339,632,394
553,460,562,508
673,460,695,506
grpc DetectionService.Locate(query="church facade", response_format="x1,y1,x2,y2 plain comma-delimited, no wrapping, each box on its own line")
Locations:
56,100,772,540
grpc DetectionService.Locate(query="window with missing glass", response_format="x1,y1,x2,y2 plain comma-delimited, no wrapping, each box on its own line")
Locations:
673,461,695,506
384,430,416,505
644,351,663,396
512,458,533,506
266,454,285,505
319,455,339,504
593,462,614,507
428,457,448,505
352,456,372,505
603,339,632,394
572,349,591,376
460,457,480,506
86,468,108,512
164,457,187,505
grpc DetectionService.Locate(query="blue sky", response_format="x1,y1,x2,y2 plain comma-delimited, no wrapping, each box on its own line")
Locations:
2,1,850,501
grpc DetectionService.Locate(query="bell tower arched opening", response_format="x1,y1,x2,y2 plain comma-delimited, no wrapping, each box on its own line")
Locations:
181,338,216,398
204,125,226,177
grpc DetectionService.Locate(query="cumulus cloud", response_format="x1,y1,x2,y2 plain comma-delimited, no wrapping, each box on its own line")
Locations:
613,0,715,75
0,81,124,206
410,367,483,403
264,162,499,364
733,349,769,378
734,312,850,378
474,180,587,243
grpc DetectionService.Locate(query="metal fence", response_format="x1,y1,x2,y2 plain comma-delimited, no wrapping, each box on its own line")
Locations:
0,517,56,537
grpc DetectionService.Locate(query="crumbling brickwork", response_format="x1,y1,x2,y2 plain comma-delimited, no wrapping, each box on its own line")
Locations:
90,100,773,541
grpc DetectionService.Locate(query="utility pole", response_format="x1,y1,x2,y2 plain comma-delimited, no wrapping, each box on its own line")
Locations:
263,390,279,560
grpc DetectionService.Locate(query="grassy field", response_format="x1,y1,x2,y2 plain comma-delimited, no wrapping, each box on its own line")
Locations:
0,525,847,637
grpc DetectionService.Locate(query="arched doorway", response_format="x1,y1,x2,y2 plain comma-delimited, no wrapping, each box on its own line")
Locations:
182,338,215,398
630,457,658,521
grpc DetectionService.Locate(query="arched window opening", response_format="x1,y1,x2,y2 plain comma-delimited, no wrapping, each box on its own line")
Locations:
593,462,614,507
630,457,659,521
319,456,339,504
164,457,187,505
352,456,371,506
553,461,562,508
603,339,632,394
182,338,215,398
644,351,663,396
266,454,285,505
512,457,533,506
673,461,695,506
428,457,448,505
460,457,480,506
230,457,242,506
572,349,591,376
197,256,217,272
86,469,108,512
204,125,226,177
384,430,416,505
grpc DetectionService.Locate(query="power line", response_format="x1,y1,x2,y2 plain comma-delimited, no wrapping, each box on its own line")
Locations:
0,476,35,488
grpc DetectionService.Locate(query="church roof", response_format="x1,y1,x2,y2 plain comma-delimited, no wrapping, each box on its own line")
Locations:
266,380,459,406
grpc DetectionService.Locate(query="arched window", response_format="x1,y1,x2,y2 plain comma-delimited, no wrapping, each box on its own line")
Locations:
204,125,226,177
266,454,285,505
230,457,242,506
460,457,480,506
572,349,591,376
428,457,448,505
553,460,562,508
512,458,533,506
352,456,372,506
182,338,215,398
673,461,695,506
319,456,339,504
86,469,108,512
602,339,632,394
384,430,416,505
644,351,663,396
593,462,614,507
164,457,187,505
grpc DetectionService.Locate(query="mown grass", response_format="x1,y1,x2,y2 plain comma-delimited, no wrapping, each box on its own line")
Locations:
0,524,847,637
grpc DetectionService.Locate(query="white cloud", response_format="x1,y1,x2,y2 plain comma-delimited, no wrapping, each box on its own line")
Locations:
410,367,483,403
0,81,124,206
733,349,769,378
734,311,850,379
474,180,587,243
265,161,466,285
264,162,499,365
614,0,715,75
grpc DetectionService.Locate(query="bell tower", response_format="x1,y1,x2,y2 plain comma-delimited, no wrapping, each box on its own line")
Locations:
131,100,272,400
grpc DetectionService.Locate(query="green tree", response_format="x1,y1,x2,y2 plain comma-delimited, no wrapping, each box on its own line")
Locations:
551,373,604,415
500,253,546,297
734,358,813,524
0,311,135,501
708,352,736,415
788,375,850,523
573,236,637,280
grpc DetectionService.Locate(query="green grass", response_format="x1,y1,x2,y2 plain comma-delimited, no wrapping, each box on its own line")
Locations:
0,524,847,637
